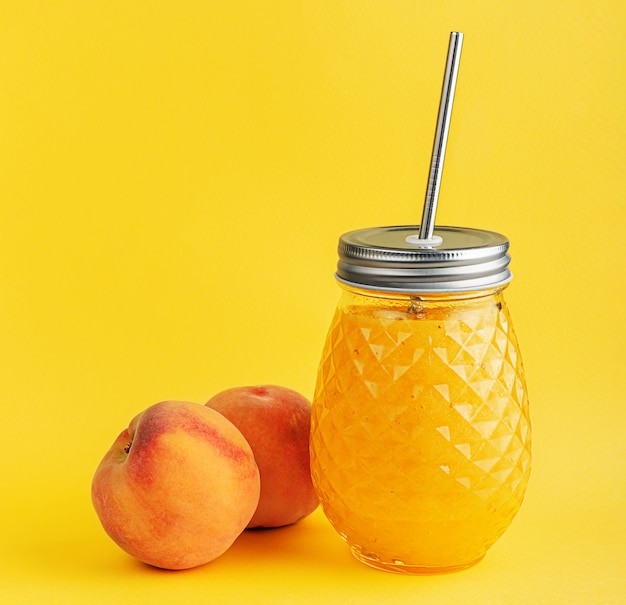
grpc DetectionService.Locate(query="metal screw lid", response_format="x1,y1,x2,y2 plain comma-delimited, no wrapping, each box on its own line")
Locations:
336,225,512,293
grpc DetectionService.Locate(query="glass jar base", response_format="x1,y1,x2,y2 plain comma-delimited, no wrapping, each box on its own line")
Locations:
351,548,485,575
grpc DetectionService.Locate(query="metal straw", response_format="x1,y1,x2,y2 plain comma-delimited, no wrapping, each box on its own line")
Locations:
418,31,464,241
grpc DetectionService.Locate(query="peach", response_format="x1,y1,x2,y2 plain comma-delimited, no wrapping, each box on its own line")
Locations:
206,385,318,528
91,400,260,570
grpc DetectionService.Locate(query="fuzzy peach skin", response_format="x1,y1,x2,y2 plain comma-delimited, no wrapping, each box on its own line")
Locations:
91,400,260,570
206,385,318,528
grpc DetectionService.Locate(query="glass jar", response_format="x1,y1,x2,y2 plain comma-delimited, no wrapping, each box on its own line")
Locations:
310,225,531,574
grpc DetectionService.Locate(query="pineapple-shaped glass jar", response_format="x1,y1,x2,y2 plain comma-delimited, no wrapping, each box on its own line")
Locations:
310,225,531,574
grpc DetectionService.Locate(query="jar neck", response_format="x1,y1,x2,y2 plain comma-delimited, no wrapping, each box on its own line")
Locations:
337,281,508,303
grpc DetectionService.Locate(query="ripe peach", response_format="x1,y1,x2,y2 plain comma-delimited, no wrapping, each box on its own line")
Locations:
206,385,318,528
91,400,260,570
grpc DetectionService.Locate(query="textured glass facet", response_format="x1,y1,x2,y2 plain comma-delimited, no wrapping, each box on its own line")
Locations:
310,289,531,573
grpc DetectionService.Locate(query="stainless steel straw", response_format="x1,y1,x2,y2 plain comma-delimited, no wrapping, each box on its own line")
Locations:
418,31,464,242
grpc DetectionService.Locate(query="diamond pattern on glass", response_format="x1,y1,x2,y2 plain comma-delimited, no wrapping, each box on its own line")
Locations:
310,294,531,569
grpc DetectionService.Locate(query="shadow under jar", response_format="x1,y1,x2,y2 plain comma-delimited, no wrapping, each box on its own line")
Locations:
310,225,531,574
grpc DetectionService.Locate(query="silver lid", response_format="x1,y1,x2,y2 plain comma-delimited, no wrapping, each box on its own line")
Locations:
336,225,512,293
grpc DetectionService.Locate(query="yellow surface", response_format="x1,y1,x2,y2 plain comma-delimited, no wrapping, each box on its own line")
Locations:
0,1,624,603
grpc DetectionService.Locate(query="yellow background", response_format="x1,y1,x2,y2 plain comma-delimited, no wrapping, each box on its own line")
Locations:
1,1,624,603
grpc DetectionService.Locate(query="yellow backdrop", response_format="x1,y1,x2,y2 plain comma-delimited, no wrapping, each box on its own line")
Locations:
1,1,624,603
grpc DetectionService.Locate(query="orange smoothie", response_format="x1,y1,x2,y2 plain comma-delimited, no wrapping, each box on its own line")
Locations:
310,287,531,573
